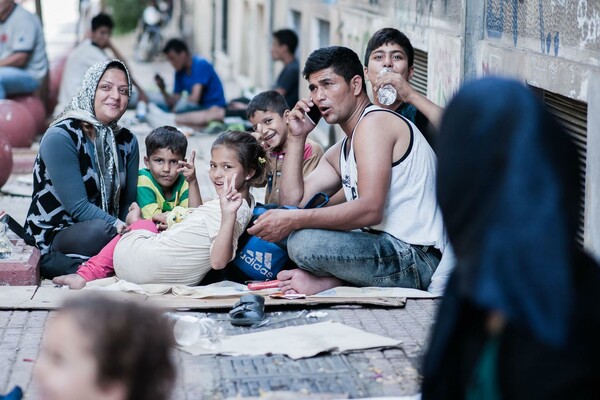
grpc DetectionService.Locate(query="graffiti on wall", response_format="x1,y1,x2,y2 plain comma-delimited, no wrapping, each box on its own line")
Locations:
430,38,461,106
485,0,600,53
486,0,560,54
399,0,462,25
577,0,600,45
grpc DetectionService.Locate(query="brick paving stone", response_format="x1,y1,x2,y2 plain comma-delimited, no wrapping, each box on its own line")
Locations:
0,240,41,286
0,311,47,395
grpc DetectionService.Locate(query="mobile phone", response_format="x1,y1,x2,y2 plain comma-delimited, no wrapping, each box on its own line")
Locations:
247,280,280,290
154,74,165,87
306,103,321,125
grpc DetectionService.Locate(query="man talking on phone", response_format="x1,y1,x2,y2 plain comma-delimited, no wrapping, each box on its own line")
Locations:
248,46,452,296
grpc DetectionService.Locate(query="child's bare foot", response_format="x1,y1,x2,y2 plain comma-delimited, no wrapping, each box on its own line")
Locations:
52,274,87,290
125,202,143,226
277,269,343,295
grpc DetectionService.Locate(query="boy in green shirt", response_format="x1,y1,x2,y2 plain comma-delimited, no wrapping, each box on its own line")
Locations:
138,126,201,225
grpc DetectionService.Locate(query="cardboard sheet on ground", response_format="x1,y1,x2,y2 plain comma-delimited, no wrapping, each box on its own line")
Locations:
0,286,37,307
181,320,402,359
86,279,409,307
232,395,421,400
86,279,434,299
313,286,438,299
87,278,273,297
0,280,443,309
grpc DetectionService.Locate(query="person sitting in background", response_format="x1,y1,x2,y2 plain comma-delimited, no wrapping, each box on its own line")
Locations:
0,0,48,99
25,59,139,279
421,77,600,399
228,28,300,117
364,27,442,146
151,38,226,129
247,90,323,205
56,12,148,115
34,295,176,400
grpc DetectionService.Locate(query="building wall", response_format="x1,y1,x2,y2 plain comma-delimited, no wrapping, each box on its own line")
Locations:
186,0,600,259
474,1,600,260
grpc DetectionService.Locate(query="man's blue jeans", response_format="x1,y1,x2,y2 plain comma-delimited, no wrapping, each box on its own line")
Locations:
287,229,439,290
0,67,40,99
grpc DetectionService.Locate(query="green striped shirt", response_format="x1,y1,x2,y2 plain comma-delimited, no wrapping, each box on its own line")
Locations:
137,168,189,219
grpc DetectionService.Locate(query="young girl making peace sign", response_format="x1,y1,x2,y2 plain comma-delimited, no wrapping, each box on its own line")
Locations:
54,131,268,288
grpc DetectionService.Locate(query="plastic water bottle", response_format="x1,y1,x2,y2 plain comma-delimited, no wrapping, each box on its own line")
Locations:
165,313,223,349
136,101,147,122
0,220,11,259
377,67,397,106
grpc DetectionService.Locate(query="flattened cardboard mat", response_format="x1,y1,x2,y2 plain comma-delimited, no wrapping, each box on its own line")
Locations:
0,280,439,310
0,287,405,310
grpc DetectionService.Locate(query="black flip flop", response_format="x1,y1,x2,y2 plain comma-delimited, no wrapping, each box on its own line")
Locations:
229,294,266,326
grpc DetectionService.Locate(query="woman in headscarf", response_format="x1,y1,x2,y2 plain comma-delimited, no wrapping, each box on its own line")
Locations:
25,59,139,279
421,77,600,399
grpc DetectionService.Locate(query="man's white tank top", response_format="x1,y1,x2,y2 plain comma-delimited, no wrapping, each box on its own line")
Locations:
339,105,446,251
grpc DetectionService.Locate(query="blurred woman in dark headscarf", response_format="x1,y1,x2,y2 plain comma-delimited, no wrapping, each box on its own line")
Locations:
422,77,600,399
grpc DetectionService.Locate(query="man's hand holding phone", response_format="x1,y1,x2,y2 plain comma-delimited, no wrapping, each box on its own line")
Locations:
287,98,321,140
306,102,321,125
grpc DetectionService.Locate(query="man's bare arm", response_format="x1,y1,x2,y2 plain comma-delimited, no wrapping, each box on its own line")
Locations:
187,83,204,105
154,73,180,109
278,98,318,205
249,111,408,241
0,52,29,68
293,113,400,229
404,91,443,130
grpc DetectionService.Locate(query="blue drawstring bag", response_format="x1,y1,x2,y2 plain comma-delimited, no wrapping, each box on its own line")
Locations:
232,192,329,281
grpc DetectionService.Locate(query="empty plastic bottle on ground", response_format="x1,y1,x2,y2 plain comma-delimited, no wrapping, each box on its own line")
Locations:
166,313,223,349
377,68,397,106
0,220,11,259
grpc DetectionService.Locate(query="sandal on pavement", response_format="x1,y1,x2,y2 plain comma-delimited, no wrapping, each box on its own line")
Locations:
229,294,266,326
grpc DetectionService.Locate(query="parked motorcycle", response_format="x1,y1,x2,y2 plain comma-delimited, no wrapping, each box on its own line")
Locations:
134,1,169,62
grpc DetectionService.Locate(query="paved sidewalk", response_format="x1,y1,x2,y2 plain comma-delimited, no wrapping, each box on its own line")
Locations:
0,301,439,398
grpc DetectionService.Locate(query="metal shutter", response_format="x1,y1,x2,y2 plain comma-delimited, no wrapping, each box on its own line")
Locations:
411,48,428,96
543,91,588,248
